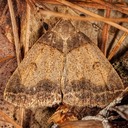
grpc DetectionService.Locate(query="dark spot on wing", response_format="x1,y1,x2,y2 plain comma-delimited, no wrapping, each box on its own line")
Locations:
92,62,101,69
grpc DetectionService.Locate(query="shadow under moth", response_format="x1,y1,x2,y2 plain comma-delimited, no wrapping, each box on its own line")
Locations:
4,20,124,109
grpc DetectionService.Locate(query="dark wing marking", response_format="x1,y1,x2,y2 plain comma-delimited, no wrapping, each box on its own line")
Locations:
39,31,64,53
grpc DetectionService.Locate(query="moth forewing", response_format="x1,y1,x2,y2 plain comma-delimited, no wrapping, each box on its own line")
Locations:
62,32,124,108
4,42,63,108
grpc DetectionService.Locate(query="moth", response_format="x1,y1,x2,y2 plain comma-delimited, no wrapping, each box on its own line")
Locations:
4,20,124,110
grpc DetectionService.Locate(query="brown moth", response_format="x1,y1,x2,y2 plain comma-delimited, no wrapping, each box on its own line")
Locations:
4,20,124,109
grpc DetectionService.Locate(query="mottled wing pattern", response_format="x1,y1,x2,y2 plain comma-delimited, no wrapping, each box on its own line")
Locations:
4,20,125,108
63,32,124,108
4,37,64,108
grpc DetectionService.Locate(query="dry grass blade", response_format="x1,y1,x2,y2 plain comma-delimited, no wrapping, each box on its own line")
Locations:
41,10,128,23
91,0,128,15
0,119,10,123
19,108,24,126
7,0,21,65
0,109,22,128
108,32,128,60
0,56,14,63
56,0,128,33
25,4,31,54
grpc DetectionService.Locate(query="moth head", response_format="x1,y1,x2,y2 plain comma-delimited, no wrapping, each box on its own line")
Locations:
53,20,75,39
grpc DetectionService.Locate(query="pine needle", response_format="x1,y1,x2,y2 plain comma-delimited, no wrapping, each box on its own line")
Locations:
7,0,21,65
108,32,128,60
40,10,128,23
0,109,22,128
56,0,128,33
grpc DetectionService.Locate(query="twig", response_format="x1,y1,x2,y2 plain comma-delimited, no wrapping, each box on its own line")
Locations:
40,10,128,23
91,0,128,15
108,32,128,60
56,0,128,33
7,0,21,65
0,109,22,128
